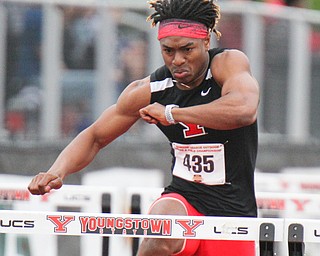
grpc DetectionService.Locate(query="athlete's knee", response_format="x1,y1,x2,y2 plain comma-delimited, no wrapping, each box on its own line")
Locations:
137,194,190,255
137,238,184,256
149,195,188,216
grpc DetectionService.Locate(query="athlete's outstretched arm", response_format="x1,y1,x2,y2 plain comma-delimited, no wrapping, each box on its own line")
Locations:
28,77,151,195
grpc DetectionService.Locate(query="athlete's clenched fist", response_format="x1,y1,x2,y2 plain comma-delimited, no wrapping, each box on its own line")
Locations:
28,172,63,195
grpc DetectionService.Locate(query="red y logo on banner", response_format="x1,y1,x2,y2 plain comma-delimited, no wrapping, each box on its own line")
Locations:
47,215,75,233
175,219,204,237
291,199,310,211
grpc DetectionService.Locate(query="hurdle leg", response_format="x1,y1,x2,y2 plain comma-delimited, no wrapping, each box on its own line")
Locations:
288,224,304,256
101,193,111,256
131,194,141,256
259,223,275,256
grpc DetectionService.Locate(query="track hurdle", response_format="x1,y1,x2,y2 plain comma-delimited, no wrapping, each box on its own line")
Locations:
2,209,320,256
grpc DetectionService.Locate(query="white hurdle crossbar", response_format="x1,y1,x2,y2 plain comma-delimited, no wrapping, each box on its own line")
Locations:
1,210,320,256
0,210,284,241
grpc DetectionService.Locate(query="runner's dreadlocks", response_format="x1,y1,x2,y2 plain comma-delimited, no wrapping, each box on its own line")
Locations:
147,0,221,39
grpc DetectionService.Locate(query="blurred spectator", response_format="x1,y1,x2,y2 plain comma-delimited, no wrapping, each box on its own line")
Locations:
62,7,98,69
216,0,252,50
5,4,25,101
116,38,148,95
6,85,41,139
5,111,25,140
217,14,243,50
261,0,312,134
311,28,320,53
56,6,99,137
61,104,79,137
260,0,308,7
5,4,42,102
261,1,290,133
17,5,42,85
61,101,92,137
4,4,42,139
263,0,319,52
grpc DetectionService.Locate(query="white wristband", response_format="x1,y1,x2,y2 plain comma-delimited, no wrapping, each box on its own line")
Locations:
165,104,179,124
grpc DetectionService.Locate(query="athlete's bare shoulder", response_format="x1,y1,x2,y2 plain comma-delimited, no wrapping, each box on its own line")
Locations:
211,49,251,87
116,76,152,117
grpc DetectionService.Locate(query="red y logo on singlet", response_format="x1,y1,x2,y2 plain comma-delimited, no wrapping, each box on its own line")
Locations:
175,219,204,237
180,123,206,138
47,215,75,233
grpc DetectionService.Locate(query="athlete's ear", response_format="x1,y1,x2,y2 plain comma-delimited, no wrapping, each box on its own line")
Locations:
204,34,211,51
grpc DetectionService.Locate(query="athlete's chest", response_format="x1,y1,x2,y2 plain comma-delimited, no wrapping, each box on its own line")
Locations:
154,80,226,143
155,78,221,107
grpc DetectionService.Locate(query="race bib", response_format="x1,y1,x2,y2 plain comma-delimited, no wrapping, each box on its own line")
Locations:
172,142,226,185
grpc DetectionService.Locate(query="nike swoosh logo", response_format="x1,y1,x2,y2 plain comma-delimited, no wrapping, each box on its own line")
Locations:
201,87,212,96
178,24,191,29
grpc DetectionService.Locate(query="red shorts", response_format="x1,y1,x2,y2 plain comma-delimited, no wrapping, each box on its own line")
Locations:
151,193,256,256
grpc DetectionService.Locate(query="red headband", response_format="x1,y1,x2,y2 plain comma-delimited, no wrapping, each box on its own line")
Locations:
158,19,209,40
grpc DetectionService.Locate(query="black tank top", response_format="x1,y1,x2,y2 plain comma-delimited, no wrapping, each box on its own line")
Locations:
150,48,258,217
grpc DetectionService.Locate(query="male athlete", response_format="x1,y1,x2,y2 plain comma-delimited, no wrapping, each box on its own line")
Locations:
28,0,260,255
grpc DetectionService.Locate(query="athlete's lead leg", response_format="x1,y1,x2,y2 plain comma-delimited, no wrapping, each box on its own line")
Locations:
137,197,191,256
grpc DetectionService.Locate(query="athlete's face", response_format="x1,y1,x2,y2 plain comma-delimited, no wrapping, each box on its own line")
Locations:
159,36,210,88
